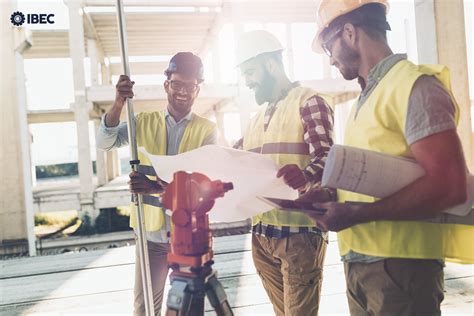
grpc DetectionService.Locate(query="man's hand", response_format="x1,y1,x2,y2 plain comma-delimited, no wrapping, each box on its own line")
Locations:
105,75,135,128
296,186,333,203
128,171,166,195
277,164,308,191
115,75,135,106
302,202,363,232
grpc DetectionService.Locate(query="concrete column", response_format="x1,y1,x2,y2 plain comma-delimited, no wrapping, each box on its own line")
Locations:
87,39,99,87
88,40,109,186
66,0,98,220
212,42,221,83
235,91,254,135
94,119,108,186
433,0,472,170
214,107,227,145
101,62,112,85
107,150,121,179
414,0,472,171
0,1,36,255
285,23,295,80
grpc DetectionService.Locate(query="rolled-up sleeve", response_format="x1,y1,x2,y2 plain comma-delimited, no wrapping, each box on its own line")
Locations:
96,115,134,151
299,95,334,184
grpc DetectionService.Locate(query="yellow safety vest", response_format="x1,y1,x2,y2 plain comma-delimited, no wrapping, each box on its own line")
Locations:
338,60,474,263
243,86,333,226
129,111,216,231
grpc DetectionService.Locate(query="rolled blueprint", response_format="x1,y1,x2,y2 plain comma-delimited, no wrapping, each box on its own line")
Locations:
322,145,473,217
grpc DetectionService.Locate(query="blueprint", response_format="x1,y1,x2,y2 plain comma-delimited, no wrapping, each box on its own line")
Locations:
140,145,298,222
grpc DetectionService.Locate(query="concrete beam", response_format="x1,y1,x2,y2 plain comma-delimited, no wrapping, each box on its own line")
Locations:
86,83,239,103
109,61,169,76
198,0,228,58
27,110,75,124
27,107,102,124
83,0,222,7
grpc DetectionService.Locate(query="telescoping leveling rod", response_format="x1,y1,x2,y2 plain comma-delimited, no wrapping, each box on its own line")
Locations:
115,1,155,315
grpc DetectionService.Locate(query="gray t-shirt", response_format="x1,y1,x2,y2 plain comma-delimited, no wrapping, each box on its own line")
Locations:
343,55,456,263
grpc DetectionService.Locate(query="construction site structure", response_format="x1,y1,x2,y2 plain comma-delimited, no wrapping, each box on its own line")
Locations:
1,0,472,256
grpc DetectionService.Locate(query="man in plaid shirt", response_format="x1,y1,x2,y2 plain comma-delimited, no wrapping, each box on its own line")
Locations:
234,30,335,315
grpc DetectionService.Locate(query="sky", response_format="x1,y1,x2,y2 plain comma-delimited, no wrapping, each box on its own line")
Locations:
13,0,474,167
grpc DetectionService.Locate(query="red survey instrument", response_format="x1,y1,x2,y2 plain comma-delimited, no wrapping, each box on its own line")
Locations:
161,171,234,316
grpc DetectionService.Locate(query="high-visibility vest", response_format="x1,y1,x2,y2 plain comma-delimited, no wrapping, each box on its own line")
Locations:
338,60,474,264
129,111,216,231
243,86,333,226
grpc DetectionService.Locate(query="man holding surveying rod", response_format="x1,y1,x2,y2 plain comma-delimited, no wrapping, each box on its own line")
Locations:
97,52,217,315
297,0,474,315
97,4,217,315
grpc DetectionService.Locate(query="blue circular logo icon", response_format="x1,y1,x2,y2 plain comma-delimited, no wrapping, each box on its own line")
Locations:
11,11,25,26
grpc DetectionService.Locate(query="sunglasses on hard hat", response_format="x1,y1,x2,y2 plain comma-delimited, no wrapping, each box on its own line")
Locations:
168,80,199,93
321,26,344,57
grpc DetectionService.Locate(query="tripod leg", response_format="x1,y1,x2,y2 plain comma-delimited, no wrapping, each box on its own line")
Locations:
166,280,188,316
166,277,206,316
206,275,234,316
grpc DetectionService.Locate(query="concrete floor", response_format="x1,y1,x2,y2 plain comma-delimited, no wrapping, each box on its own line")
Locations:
1,233,473,315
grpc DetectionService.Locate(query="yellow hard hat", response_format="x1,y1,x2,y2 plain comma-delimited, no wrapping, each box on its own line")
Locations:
312,0,389,53
235,30,284,66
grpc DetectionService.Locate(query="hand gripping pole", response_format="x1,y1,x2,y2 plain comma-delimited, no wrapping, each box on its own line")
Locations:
115,1,155,315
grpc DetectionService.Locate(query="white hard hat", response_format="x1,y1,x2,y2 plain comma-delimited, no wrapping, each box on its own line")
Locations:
235,30,284,66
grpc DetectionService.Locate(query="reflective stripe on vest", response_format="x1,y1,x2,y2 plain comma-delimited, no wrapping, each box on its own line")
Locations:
248,143,310,155
243,86,331,227
142,195,162,207
129,111,216,231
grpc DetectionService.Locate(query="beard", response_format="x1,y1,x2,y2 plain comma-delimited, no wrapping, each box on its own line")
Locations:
337,40,361,81
254,68,276,105
167,91,194,114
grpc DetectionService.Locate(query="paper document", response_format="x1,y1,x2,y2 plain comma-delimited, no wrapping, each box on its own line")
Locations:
322,145,473,216
140,145,298,222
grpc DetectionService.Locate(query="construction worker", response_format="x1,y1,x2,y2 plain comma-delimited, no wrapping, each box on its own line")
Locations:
234,30,335,315
96,52,218,315
299,0,474,314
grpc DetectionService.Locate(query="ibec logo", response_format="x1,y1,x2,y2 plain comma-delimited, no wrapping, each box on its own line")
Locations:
10,11,55,26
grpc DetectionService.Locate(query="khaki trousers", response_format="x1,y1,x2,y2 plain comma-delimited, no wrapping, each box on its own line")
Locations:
344,259,444,316
134,240,170,316
252,232,327,316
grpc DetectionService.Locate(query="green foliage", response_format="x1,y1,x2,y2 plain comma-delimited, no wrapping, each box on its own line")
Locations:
34,214,49,225
36,162,97,179
35,211,78,226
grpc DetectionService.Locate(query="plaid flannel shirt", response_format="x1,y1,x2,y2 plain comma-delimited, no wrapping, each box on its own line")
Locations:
234,84,334,239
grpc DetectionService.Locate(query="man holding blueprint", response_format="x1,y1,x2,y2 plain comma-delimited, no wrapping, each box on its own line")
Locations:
234,30,335,315
305,0,474,315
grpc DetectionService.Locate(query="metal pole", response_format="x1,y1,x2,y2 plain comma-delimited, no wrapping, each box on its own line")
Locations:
115,1,155,315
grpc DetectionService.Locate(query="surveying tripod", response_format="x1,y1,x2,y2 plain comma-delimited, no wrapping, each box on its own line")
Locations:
161,171,234,316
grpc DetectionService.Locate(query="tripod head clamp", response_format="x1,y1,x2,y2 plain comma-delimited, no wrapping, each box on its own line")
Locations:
162,171,233,268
